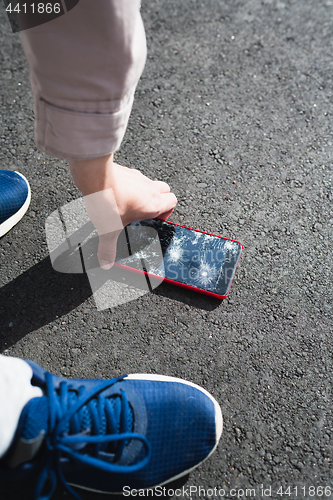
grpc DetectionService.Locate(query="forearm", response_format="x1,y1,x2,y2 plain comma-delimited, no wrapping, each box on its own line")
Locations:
20,0,146,160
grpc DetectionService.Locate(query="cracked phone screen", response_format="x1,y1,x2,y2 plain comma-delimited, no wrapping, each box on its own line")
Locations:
115,219,242,296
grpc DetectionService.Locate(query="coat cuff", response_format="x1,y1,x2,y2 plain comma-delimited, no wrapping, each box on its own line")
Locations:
34,94,134,160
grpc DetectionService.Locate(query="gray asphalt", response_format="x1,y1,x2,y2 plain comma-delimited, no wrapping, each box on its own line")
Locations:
0,0,332,499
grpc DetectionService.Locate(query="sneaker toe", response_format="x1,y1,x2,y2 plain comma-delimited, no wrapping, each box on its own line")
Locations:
67,375,222,494
0,171,30,237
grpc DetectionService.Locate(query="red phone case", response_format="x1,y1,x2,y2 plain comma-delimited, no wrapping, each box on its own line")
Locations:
114,220,243,299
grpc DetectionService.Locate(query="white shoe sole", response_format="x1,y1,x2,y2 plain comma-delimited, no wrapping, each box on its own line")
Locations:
0,172,31,237
70,374,223,495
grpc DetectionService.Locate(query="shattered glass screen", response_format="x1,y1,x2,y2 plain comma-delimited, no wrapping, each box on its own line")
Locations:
115,219,242,296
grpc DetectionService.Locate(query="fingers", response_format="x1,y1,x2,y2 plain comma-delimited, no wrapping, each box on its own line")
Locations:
153,180,171,193
157,208,175,221
97,231,121,270
156,192,177,219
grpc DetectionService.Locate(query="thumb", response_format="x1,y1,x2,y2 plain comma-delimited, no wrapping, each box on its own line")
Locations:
97,230,121,270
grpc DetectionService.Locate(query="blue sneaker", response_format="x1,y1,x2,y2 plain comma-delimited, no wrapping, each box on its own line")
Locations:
0,361,222,499
0,170,31,237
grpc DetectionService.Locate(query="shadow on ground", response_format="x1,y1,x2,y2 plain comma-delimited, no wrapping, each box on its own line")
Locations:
0,255,220,351
0,472,190,500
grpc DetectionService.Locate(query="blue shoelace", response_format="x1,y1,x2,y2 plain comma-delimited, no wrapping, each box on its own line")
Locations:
35,372,151,500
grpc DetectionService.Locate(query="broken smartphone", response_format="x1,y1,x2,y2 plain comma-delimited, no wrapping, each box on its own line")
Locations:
114,219,243,299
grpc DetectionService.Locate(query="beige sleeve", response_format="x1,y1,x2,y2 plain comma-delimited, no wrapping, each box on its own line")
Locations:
20,0,146,160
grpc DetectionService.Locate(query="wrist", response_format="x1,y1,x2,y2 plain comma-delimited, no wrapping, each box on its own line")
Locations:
68,153,114,196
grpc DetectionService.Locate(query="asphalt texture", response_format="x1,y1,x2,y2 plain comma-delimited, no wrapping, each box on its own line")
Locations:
0,0,333,499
